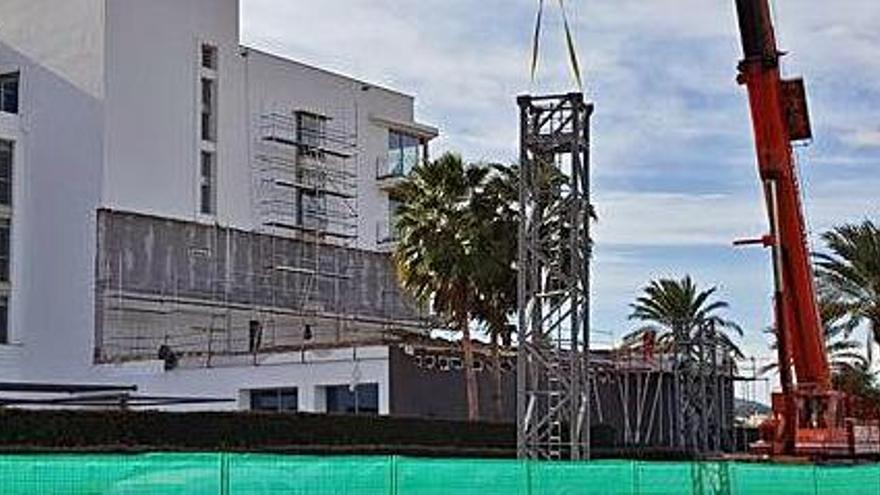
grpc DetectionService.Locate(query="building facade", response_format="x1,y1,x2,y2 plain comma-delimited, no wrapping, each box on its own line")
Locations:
0,0,453,416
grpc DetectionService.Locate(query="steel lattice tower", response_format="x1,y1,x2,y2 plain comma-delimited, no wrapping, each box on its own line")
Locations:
516,93,593,460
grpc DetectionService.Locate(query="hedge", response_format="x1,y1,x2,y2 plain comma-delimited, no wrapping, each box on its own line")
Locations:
0,410,515,456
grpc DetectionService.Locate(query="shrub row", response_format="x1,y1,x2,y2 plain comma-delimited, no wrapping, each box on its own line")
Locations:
0,410,515,456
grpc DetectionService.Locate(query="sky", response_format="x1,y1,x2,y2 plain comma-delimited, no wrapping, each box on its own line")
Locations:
240,1,880,400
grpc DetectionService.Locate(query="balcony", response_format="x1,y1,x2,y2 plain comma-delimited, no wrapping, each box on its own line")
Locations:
375,156,409,191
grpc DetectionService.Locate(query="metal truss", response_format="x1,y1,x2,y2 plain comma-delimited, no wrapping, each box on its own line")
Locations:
516,93,593,460
673,321,736,454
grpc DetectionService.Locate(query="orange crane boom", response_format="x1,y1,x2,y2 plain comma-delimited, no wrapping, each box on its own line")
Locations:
733,0,878,457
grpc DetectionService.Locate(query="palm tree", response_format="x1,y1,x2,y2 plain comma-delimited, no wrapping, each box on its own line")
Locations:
760,296,866,376
392,152,490,421
820,297,867,374
469,162,597,420
471,163,519,421
814,220,880,360
625,275,743,358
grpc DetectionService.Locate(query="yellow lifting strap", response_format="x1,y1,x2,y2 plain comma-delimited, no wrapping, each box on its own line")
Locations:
530,0,584,90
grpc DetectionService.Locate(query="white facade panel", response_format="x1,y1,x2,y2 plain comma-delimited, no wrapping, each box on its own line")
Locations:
0,0,105,99
102,0,249,226
0,5,105,382
101,346,391,414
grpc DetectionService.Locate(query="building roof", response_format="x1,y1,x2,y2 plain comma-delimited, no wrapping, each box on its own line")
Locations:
240,46,415,101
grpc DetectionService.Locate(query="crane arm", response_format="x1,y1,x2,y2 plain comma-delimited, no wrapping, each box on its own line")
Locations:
734,0,830,390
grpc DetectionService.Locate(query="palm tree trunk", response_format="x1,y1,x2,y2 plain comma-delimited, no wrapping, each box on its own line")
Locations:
490,329,504,422
868,330,874,365
460,315,480,421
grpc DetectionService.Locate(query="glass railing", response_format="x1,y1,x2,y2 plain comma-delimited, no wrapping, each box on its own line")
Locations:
377,145,422,179
377,155,404,179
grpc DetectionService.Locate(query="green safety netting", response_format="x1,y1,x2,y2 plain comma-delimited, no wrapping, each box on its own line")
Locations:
0,454,878,495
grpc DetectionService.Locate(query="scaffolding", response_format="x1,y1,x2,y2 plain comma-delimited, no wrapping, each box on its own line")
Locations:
671,321,736,454
92,97,431,368
587,327,737,456
516,93,593,461
254,109,358,240
248,107,360,355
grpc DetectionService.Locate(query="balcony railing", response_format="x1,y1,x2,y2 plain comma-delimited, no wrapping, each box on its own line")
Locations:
375,151,423,181
376,156,404,180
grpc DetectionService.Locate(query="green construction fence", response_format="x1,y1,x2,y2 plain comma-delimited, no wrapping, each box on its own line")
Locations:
0,454,878,494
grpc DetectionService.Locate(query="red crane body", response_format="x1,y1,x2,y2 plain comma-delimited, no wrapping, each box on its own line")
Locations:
733,0,879,456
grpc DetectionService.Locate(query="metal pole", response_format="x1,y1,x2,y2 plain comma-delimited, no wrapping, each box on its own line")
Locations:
516,96,530,459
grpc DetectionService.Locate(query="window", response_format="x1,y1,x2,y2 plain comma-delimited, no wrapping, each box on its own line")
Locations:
0,142,10,344
325,383,379,415
201,44,218,70
0,140,11,207
200,78,216,142
383,197,401,242
197,44,219,217
296,112,326,150
386,130,423,177
250,388,298,413
296,189,326,230
0,296,7,344
199,151,215,215
0,219,9,283
0,72,18,114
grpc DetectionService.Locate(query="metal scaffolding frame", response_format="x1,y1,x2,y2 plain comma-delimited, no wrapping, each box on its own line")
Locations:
249,107,360,354
672,321,736,454
588,341,737,456
254,109,358,241
93,210,427,369
516,93,594,460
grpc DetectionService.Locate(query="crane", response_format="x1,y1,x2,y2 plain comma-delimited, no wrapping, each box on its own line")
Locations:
732,0,880,457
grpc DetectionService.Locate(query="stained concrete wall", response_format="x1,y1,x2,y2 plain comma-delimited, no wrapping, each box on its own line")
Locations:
96,209,423,364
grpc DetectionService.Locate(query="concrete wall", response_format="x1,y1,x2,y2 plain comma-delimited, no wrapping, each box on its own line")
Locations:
95,209,423,365
389,346,516,422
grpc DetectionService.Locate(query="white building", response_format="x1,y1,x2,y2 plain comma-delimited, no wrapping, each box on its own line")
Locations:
0,0,448,415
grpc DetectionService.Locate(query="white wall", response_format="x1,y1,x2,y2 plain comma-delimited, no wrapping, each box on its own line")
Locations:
102,346,391,413
243,50,420,250
0,0,106,381
0,0,105,99
0,111,23,379
102,0,248,227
